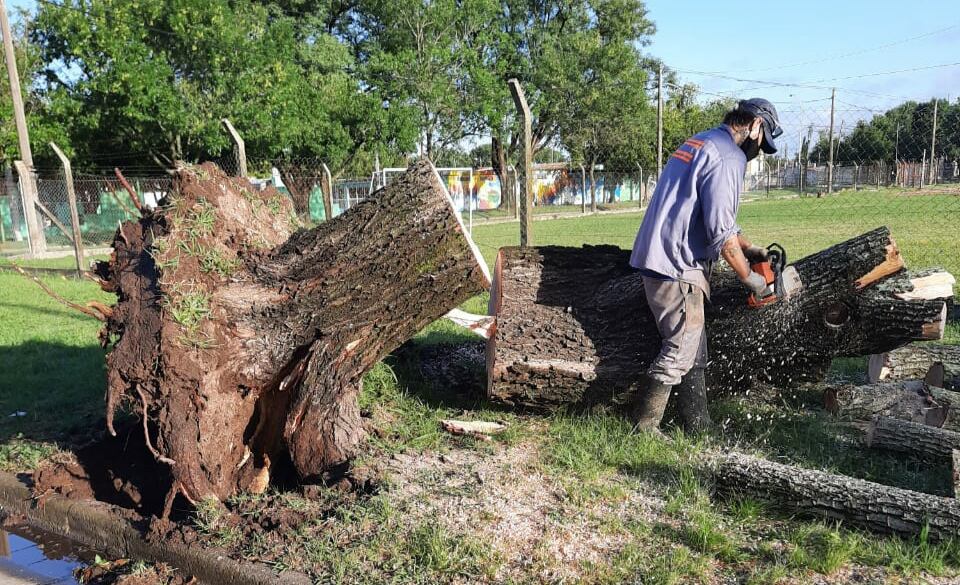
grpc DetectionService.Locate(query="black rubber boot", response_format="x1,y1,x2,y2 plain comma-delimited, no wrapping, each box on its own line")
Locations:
674,368,711,434
629,375,673,434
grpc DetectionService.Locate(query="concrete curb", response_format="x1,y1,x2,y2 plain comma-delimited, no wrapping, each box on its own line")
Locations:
0,472,310,585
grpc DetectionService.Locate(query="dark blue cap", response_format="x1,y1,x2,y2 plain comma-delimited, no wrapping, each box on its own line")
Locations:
737,98,783,154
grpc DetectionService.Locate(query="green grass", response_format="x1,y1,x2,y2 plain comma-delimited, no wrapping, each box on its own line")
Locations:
0,269,112,450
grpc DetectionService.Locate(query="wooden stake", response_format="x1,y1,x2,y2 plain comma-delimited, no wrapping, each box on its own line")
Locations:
508,79,533,247
50,142,85,277
221,118,248,178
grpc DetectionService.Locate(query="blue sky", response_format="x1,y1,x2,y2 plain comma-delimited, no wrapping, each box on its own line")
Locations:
645,0,960,154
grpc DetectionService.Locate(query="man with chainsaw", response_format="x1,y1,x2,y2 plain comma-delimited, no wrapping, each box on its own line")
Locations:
628,98,783,434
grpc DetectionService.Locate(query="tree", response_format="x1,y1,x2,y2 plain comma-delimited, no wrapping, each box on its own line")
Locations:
547,0,660,209
809,99,959,165
460,0,658,212
349,0,495,162
30,0,416,174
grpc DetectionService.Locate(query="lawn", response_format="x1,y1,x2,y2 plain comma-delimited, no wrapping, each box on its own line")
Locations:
1,187,959,583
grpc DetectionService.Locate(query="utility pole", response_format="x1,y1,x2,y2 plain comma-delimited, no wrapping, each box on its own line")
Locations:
929,99,939,185
1,0,31,167
2,0,45,254
656,63,664,179
894,122,900,162
827,88,836,194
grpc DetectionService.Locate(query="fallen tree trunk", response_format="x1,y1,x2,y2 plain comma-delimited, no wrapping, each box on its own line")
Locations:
91,160,488,503
867,416,960,461
869,344,960,390
487,228,952,408
713,452,960,540
954,450,960,499
824,381,960,432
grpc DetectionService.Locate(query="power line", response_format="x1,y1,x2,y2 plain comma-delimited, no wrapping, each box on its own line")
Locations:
808,61,960,83
721,22,960,74
670,68,914,101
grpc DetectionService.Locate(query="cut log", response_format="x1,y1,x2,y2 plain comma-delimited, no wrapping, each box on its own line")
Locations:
866,416,960,461
91,160,488,503
487,228,952,408
953,450,960,499
824,381,960,433
713,452,960,540
869,344,960,391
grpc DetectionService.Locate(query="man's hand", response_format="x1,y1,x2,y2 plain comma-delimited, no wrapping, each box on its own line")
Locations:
741,271,769,295
743,245,769,264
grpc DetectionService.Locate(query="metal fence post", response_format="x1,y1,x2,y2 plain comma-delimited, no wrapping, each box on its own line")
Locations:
656,63,664,179
636,163,643,208
929,99,939,186
508,78,533,247
920,149,926,190
221,119,247,178
579,164,586,214
827,88,836,194
50,142,84,276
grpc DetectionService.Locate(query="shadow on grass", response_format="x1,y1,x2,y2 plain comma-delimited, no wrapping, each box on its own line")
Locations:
387,336,494,413
0,340,107,446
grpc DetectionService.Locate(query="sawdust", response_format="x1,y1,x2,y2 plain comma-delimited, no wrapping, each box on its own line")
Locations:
381,437,666,582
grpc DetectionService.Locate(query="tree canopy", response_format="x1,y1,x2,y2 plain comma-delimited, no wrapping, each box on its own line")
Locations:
7,0,740,175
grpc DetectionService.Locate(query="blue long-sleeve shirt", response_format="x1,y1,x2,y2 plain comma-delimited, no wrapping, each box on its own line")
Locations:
629,125,746,295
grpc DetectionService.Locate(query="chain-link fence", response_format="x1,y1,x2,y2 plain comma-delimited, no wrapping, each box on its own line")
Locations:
1,165,172,261
4,80,958,290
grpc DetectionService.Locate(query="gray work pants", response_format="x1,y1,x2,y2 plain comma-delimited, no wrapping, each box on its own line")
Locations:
642,277,708,386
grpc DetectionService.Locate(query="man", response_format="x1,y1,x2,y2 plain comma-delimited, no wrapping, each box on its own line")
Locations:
628,98,783,434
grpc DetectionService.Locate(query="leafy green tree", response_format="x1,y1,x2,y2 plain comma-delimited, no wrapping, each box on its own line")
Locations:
350,0,497,164
30,0,415,175
809,99,959,165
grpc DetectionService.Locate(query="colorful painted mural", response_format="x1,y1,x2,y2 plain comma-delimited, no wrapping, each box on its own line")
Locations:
533,169,643,206
443,169,502,211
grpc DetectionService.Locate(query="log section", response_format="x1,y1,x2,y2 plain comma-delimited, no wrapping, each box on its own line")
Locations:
869,344,960,391
713,452,960,540
487,228,952,408
824,381,960,432
866,416,960,461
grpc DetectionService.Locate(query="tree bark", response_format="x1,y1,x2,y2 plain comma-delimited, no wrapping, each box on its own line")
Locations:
491,136,515,217
866,416,960,461
713,452,960,540
92,160,489,503
589,163,597,213
486,228,952,409
869,344,960,391
824,381,960,433
953,450,960,499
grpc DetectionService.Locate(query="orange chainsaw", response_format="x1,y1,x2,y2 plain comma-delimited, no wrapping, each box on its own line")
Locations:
747,243,802,308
